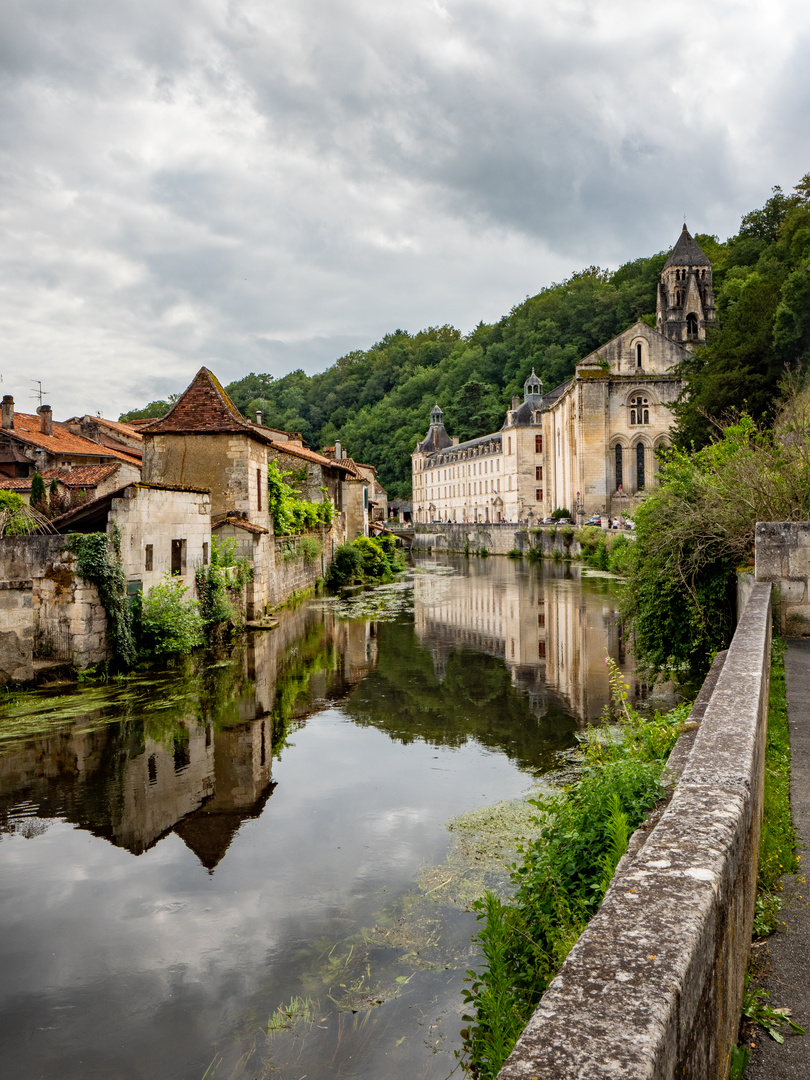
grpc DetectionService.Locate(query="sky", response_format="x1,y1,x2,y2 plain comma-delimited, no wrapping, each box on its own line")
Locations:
1,0,809,420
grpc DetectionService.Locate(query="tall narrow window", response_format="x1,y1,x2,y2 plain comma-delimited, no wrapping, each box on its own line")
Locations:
686,312,698,338
144,544,153,571
535,465,542,481
202,542,209,567
615,445,623,490
636,342,642,368
536,488,543,501
535,434,543,453
636,444,645,490
257,468,263,511
171,538,187,576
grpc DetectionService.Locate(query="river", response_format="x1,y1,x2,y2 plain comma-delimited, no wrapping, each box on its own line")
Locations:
0,556,639,1080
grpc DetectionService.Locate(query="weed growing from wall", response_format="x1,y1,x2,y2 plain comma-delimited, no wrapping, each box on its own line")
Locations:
195,536,253,629
267,460,334,535
140,574,204,655
67,527,137,669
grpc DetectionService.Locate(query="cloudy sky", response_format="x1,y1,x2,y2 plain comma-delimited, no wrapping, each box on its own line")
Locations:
1,0,808,419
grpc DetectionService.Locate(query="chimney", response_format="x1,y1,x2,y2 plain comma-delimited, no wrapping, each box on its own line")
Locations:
255,410,263,427
335,439,342,460
512,395,520,410
37,404,53,436
452,436,459,446
1,395,13,430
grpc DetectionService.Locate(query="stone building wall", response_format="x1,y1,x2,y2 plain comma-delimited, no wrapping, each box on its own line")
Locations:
268,532,332,608
109,483,211,594
0,536,108,681
0,580,34,684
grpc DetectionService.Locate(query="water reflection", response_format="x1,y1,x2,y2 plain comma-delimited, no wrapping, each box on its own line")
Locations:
0,557,634,1080
0,609,378,865
414,556,634,724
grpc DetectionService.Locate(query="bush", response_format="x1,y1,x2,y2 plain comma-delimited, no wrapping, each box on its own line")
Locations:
140,574,204,655
551,507,571,520
325,535,405,588
325,542,365,588
299,535,323,562
195,536,253,628
0,490,30,536
267,460,334,535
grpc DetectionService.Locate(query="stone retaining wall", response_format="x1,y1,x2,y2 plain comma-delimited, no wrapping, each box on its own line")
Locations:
498,582,772,1080
413,522,532,556
268,532,330,608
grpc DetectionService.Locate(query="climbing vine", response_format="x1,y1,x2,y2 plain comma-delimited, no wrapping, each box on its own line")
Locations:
66,526,137,669
195,536,254,628
267,460,334,535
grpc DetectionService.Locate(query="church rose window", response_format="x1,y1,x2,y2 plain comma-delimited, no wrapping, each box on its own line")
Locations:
629,395,649,425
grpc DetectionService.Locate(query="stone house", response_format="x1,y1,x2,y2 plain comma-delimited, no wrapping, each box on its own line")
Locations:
265,437,367,540
412,225,715,525
0,462,140,508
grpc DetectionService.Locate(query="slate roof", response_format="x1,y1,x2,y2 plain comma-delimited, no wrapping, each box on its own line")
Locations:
2,412,141,464
664,225,711,269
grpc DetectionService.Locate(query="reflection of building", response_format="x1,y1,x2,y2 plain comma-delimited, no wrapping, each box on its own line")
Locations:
0,605,379,865
412,226,716,524
414,560,635,724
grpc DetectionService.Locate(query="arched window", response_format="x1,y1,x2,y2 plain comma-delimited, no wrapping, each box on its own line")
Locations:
686,312,698,337
629,395,649,425
636,342,643,368
615,444,623,490
636,443,645,490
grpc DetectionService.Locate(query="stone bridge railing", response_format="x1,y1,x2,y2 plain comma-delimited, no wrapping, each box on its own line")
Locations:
498,582,772,1080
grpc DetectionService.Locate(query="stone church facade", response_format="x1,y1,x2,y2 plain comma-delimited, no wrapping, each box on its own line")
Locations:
412,225,715,525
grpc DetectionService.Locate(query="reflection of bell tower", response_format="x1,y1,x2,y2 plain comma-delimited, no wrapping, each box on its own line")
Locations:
656,225,716,345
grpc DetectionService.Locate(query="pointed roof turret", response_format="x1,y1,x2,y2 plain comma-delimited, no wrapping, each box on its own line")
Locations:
664,224,711,269
524,368,543,401
146,367,254,435
416,403,453,453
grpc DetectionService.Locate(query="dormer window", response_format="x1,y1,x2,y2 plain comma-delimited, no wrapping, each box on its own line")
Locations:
629,395,649,425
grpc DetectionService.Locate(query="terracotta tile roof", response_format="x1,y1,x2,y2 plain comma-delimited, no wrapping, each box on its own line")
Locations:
92,416,143,441
335,456,365,480
268,440,358,475
127,417,161,429
42,464,122,489
146,367,257,435
0,475,33,491
212,514,269,535
3,412,139,463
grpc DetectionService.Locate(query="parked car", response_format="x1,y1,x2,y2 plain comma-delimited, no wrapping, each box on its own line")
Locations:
584,515,602,527
540,517,557,525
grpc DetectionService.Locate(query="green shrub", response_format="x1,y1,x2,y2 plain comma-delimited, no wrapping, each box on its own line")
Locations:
195,536,253,628
551,507,571,520
0,490,31,536
325,542,365,587
267,461,334,536
560,524,575,541
141,574,204,655
506,548,523,559
299,535,323,562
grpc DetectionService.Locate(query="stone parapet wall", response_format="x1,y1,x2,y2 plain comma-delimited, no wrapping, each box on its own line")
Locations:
0,581,34,684
499,582,772,1080
755,521,810,635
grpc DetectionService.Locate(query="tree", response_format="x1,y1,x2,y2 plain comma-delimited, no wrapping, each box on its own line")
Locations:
30,472,47,513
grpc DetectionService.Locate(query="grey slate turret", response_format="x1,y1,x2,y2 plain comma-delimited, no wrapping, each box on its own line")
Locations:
504,369,544,427
417,403,453,452
657,225,716,345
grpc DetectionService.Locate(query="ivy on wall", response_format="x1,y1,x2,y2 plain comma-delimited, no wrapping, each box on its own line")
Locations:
66,526,137,669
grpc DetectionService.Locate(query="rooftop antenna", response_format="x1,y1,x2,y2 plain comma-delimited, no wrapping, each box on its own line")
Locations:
30,380,49,407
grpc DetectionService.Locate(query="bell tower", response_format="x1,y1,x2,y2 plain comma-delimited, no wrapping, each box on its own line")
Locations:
656,225,716,345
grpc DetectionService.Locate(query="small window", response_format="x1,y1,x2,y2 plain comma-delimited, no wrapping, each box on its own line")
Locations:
535,465,543,481
535,434,543,453
508,437,512,454
538,641,546,659
202,542,209,567
257,468,262,511
171,538,187,576
686,312,699,338
629,396,649,425
538,613,545,628
636,342,642,368
536,488,543,501
145,544,153,571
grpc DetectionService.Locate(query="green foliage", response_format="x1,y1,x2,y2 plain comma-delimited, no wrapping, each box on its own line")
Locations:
140,574,204,655
29,472,46,512
118,396,177,422
551,507,571,520
67,528,137,669
0,489,30,536
461,664,689,1079
299,535,322,563
741,974,804,1043
267,460,333,535
325,534,405,589
195,536,253,628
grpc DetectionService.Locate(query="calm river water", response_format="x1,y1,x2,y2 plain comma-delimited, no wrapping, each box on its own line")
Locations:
0,556,638,1080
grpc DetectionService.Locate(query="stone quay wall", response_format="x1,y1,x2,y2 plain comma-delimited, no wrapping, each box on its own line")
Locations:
268,531,332,608
413,522,535,556
498,582,772,1080
0,536,108,683
755,521,810,635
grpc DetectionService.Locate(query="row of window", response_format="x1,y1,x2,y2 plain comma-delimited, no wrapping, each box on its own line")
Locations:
144,539,208,574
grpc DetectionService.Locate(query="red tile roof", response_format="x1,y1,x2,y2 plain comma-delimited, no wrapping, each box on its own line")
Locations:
268,440,360,476
3,412,140,463
146,367,258,435
0,476,33,491
212,514,269,535
43,464,122,488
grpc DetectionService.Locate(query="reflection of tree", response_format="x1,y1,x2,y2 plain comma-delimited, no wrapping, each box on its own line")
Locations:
344,622,576,772
270,624,336,753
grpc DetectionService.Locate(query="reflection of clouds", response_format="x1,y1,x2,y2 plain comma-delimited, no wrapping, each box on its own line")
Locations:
0,710,534,1077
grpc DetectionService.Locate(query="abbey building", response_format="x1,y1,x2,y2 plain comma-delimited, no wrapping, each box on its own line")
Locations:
412,226,715,524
